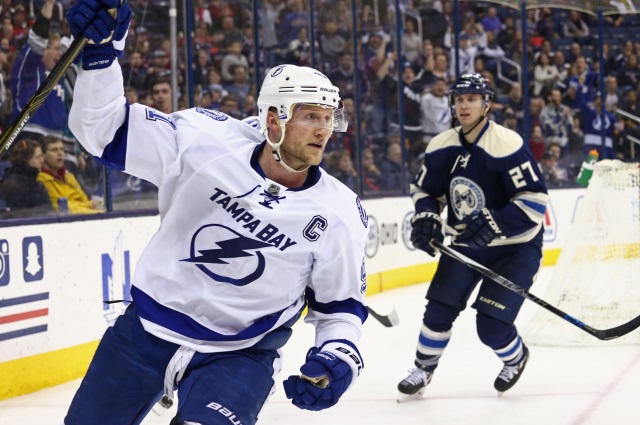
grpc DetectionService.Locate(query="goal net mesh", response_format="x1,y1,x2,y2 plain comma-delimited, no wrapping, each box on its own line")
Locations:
525,160,640,346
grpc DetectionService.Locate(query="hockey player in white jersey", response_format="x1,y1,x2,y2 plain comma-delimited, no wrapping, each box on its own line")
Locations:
397,74,548,401
64,1,368,424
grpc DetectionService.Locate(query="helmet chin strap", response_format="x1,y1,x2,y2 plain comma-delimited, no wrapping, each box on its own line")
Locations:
264,125,310,173
456,103,490,138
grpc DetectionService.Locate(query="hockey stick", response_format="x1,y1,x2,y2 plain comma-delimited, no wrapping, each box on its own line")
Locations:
432,241,640,341
368,306,400,328
0,37,88,160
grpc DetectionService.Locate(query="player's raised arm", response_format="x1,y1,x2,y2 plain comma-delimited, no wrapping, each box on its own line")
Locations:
67,0,178,186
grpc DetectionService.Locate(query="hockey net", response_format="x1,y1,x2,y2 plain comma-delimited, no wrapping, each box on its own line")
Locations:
525,160,640,346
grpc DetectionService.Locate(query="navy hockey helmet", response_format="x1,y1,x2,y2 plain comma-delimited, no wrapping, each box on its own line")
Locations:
449,73,494,105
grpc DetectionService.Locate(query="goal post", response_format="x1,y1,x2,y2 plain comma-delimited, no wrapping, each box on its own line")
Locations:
525,160,640,346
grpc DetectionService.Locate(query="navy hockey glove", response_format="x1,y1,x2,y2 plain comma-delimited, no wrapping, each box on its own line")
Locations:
410,211,444,256
67,0,132,70
283,340,363,411
454,208,508,249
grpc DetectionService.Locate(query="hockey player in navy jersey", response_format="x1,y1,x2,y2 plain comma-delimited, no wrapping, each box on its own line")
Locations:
64,1,368,423
397,74,548,401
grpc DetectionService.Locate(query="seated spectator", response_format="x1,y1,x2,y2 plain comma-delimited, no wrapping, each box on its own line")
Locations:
616,54,640,92
121,51,147,91
481,7,501,35
223,65,251,109
150,77,173,114
529,125,545,163
540,87,573,151
379,142,406,191
533,52,560,97
319,21,347,68
604,75,621,112
218,94,241,119
563,11,589,41
220,40,249,83
287,26,314,67
361,147,381,193
0,139,53,215
37,137,102,214
324,149,357,191
540,149,570,188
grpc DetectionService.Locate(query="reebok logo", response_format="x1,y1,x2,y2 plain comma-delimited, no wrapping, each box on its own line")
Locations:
206,402,243,425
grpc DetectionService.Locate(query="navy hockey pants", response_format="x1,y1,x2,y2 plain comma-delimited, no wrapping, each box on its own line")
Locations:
426,242,542,325
65,304,280,425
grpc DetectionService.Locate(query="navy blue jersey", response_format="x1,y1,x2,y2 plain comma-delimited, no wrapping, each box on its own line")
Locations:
411,121,548,246
10,29,68,138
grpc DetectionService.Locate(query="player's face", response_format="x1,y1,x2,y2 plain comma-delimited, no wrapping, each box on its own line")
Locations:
282,104,334,169
454,93,487,128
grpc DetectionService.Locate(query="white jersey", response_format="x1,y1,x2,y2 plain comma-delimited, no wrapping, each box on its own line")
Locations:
69,63,369,353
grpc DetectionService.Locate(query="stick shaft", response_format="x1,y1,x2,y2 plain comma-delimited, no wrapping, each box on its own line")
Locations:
0,37,88,159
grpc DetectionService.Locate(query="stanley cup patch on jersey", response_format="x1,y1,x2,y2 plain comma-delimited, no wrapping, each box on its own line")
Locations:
450,177,485,220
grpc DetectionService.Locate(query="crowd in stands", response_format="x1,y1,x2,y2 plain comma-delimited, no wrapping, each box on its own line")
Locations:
1,0,640,218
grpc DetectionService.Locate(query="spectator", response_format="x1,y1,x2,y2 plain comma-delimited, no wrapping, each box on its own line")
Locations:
533,38,555,64
604,75,621,112
529,125,545,163
121,51,147,91
563,11,589,40
616,54,640,92
10,0,66,144
37,136,102,214
328,52,366,100
325,148,357,191
401,18,422,66
361,147,381,193
579,93,621,160
151,77,173,114
414,51,452,89
125,86,138,105
223,65,251,108
619,89,640,147
533,52,560,97
481,6,501,35
496,15,516,52
220,40,249,83
449,33,476,76
280,0,308,46
192,49,212,88
568,56,597,107
143,49,170,89
420,78,451,147
477,29,504,74
319,21,346,68
540,149,570,188
218,94,241,119
286,26,313,67
540,88,573,151
504,83,524,132
552,50,570,84
502,108,517,131
379,142,405,191
0,139,52,214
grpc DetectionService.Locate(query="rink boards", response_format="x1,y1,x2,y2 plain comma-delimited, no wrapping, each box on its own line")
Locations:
0,188,583,400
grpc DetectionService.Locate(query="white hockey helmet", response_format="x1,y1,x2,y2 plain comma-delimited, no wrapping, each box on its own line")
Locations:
257,65,348,133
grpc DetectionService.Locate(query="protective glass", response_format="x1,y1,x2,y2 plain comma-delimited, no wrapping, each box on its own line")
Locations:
287,103,349,132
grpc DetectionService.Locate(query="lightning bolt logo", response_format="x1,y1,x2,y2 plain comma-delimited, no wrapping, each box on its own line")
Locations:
182,224,272,286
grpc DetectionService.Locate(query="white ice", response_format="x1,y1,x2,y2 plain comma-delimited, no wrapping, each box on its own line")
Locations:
2,267,640,425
